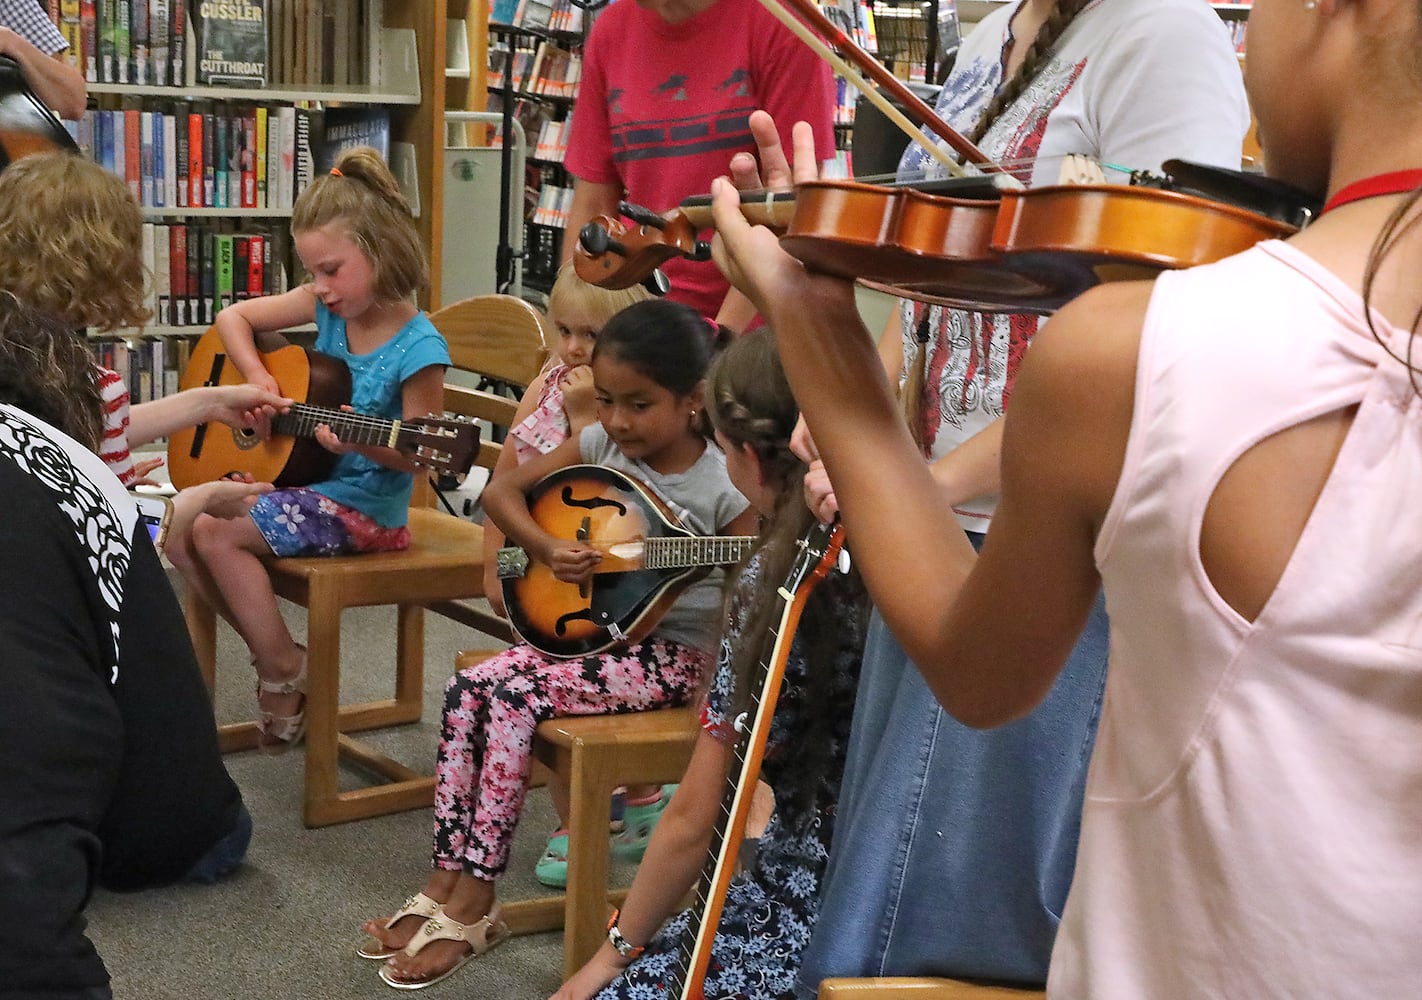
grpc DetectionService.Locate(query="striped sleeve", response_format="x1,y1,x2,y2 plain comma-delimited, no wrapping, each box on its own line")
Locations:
95,366,136,486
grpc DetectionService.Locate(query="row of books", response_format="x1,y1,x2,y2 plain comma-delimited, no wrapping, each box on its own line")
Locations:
71,101,392,211
529,182,573,229
47,0,387,89
72,102,318,211
532,115,570,163
48,0,189,86
140,220,293,331
1215,0,1250,52
487,39,581,99
490,0,585,34
91,333,196,405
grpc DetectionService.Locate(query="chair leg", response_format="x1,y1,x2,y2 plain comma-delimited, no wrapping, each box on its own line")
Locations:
563,740,617,979
394,603,425,720
183,586,218,692
302,577,344,828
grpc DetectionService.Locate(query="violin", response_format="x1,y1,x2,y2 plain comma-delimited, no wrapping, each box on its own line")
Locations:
575,165,1303,315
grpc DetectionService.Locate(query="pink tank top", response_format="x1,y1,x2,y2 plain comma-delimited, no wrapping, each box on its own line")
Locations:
1053,241,1422,997
509,361,571,465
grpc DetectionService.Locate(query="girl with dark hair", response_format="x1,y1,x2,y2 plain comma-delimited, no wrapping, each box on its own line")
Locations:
360,298,755,990
553,327,868,1000
714,0,1422,992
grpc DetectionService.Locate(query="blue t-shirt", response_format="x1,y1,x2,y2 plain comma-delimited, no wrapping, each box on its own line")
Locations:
309,303,451,526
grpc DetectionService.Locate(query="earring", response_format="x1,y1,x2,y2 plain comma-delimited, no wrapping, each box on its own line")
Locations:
1303,0,1317,8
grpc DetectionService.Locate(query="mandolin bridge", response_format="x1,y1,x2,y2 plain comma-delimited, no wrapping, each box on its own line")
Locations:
496,546,530,580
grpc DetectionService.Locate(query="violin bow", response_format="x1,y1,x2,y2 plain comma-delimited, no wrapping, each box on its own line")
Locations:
755,0,1004,176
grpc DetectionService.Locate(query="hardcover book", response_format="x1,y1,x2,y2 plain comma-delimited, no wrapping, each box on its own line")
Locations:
195,0,266,85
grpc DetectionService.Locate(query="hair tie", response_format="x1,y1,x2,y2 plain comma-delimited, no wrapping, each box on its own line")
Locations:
329,167,343,177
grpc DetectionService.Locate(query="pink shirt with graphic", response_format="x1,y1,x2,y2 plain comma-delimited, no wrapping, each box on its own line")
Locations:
565,0,836,321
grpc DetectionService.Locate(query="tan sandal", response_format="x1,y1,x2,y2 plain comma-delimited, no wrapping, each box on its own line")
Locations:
357,891,443,960
255,648,307,756
377,903,510,990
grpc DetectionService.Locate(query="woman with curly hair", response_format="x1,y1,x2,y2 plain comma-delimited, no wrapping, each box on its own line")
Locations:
0,152,287,486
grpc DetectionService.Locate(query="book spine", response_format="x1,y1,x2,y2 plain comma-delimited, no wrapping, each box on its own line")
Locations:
240,109,256,208
232,235,250,300
215,233,234,316
248,233,264,301
276,104,295,210
115,0,131,83
199,229,214,324
140,222,155,322
150,0,168,85
80,0,97,81
100,0,116,81
154,222,170,325
202,107,216,208
170,223,188,326
187,221,203,324
123,108,139,199
139,110,154,206
130,0,148,84
186,110,203,206
169,0,184,85
293,105,313,204
162,111,177,208
254,106,267,209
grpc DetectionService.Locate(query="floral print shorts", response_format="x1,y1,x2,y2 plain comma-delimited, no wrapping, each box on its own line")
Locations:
250,487,410,557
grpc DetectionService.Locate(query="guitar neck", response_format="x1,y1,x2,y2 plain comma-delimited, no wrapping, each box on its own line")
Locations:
273,403,403,449
669,526,843,999
643,535,758,570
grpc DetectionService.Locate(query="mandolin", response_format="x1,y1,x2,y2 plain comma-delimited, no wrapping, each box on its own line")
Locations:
666,520,848,1000
0,55,80,168
167,326,479,489
496,465,757,658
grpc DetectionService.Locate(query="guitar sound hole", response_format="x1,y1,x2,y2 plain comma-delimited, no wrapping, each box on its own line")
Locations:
233,426,260,451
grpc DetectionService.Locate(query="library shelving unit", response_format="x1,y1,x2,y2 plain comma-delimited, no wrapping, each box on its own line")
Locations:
78,0,451,330
484,4,587,298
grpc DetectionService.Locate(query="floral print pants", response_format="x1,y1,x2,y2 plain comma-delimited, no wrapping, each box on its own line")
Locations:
432,636,708,878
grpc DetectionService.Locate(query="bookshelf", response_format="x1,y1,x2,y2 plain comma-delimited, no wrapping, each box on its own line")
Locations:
52,1,451,406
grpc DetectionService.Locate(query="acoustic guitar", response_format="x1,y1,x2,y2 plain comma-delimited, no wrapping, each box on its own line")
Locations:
167,326,479,489
496,465,757,658
0,55,80,168
667,520,848,999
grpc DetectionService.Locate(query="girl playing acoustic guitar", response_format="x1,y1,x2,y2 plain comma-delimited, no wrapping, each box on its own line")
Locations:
359,299,754,990
170,145,450,755
553,326,869,1000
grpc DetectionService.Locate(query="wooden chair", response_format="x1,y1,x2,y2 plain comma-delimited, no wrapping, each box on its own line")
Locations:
184,294,549,828
447,640,698,978
818,978,1046,999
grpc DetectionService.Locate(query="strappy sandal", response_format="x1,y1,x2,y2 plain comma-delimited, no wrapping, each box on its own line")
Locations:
255,649,308,756
377,903,510,991
357,891,443,960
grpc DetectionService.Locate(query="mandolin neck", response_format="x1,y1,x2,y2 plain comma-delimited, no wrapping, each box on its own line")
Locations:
643,535,757,570
273,403,403,450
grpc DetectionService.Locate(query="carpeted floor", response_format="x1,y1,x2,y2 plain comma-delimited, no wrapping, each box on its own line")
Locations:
88,591,637,1000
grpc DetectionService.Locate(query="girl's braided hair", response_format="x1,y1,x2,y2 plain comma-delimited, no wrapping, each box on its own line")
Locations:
963,0,1094,147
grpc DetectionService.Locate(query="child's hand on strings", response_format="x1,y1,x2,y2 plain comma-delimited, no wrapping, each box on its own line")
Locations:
314,405,356,455
547,540,602,585
208,383,292,434
560,366,597,428
130,455,166,486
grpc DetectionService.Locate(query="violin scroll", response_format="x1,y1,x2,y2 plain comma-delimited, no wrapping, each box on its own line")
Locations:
573,203,712,292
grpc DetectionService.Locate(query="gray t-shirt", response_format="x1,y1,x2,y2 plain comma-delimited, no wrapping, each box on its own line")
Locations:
579,422,749,653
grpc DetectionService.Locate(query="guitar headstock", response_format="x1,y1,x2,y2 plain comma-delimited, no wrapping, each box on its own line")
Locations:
784,520,847,596
398,414,481,477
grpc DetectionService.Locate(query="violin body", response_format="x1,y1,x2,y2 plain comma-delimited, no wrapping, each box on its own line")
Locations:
576,172,1302,315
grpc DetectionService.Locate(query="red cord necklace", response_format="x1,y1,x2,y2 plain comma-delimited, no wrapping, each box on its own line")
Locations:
1321,169,1422,214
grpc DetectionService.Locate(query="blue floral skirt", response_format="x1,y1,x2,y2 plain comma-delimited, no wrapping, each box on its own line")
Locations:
250,487,410,558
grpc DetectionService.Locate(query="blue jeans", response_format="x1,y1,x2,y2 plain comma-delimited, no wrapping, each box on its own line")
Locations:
795,533,1109,995
184,801,253,884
